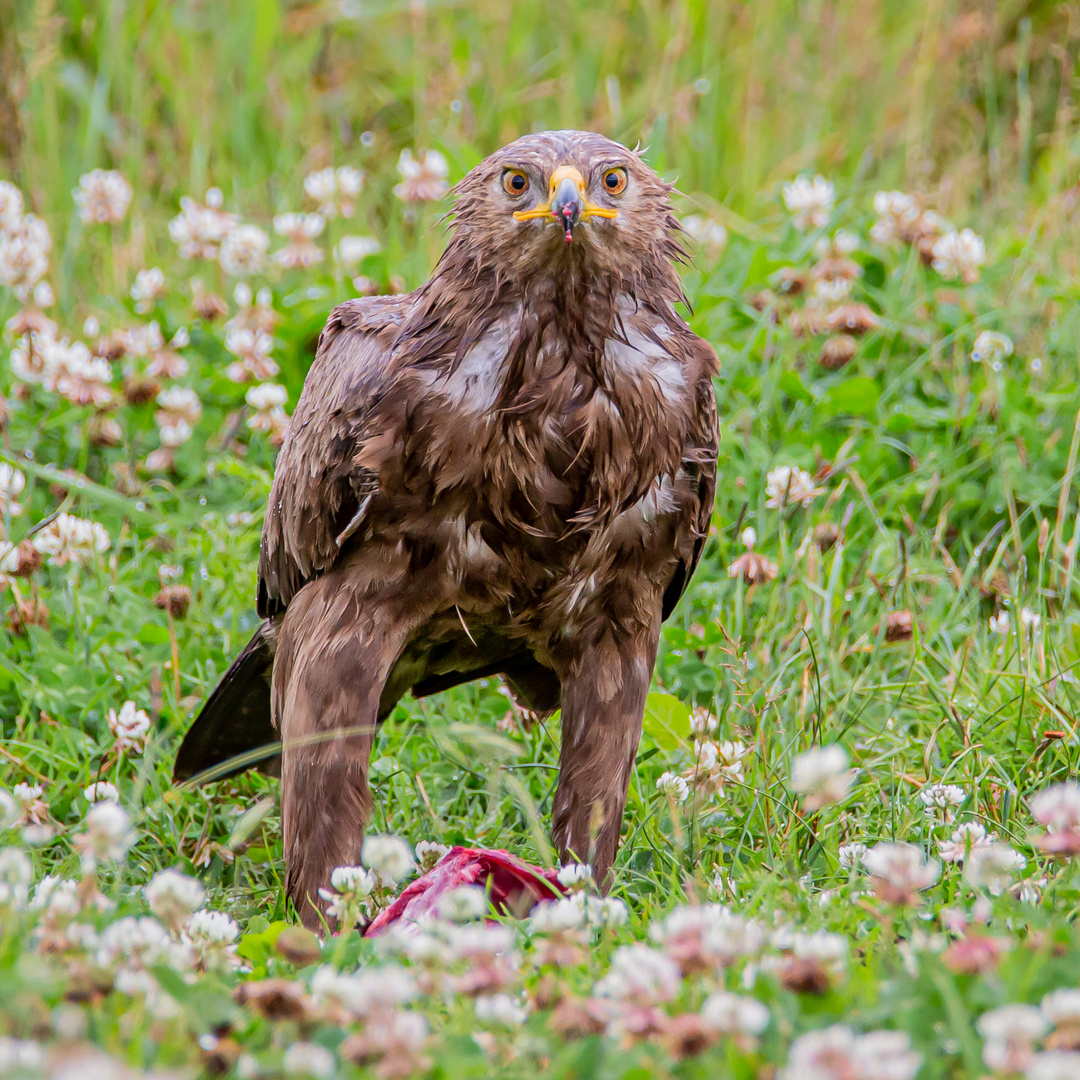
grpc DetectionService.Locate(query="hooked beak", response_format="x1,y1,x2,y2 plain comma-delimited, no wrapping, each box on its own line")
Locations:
513,165,618,243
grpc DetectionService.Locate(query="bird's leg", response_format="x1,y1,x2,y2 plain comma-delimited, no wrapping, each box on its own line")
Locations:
551,617,660,890
272,581,409,931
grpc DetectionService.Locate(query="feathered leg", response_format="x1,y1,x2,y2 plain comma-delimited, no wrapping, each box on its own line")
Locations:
551,613,661,889
272,576,409,930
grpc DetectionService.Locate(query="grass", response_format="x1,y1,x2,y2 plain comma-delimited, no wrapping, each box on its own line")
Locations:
2,1,1080,1077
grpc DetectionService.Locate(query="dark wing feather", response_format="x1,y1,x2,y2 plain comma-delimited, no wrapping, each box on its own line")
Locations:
258,295,411,618
662,338,719,621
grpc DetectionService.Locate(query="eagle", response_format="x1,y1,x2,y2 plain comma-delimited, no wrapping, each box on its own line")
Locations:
174,130,719,928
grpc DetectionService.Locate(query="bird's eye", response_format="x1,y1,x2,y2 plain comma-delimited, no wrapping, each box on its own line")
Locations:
603,168,628,195
502,170,529,197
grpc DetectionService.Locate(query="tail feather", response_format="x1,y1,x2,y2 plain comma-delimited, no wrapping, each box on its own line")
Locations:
173,623,280,783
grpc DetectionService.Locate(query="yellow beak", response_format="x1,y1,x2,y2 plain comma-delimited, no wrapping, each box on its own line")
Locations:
513,165,618,240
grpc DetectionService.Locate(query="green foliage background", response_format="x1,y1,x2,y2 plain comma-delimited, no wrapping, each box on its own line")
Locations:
3,2,1080,1077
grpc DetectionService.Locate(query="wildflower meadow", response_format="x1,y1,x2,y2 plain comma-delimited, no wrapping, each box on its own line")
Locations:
4,2,1080,1078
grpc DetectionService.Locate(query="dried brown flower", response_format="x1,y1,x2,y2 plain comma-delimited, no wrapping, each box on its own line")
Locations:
778,956,832,994
660,1013,718,1059
811,256,861,283
548,997,608,1039
192,286,228,322
825,303,881,335
788,304,827,337
5,597,49,636
727,551,778,584
776,267,808,295
155,584,192,618
814,523,840,551
87,414,123,447
234,978,312,1021
123,376,161,406
883,609,915,642
819,334,857,370
941,933,1006,975
274,926,323,967
4,540,42,577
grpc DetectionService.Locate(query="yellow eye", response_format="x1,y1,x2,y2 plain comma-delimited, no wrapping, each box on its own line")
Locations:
602,167,628,195
502,170,529,197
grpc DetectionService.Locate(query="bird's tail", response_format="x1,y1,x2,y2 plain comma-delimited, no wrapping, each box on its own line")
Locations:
172,622,281,783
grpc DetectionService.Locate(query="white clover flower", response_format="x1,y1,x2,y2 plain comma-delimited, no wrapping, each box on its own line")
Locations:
74,801,135,872
335,235,380,266
937,821,994,863
83,782,119,804
336,166,364,200
303,168,337,208
362,834,415,885
220,224,270,277
593,943,682,1003
107,701,151,754
919,782,966,817
1032,783,1080,832
556,863,593,891
274,213,325,241
145,869,205,929
781,175,834,230
446,922,516,963
650,904,763,968
415,840,450,872
168,195,238,260
689,705,719,736
990,612,1011,635
437,885,488,923
700,991,769,1036
0,463,26,517
1026,1051,1080,1080
474,993,529,1026
0,214,50,300
269,212,324,269
870,190,919,244
1021,607,1042,631
130,268,165,313
394,149,450,203
965,842,1026,895
74,170,132,225
30,874,79,918
971,330,1014,366
765,465,822,509
0,1037,44,1073
529,895,588,933
793,930,849,965
740,526,757,549
1041,989,1080,1025
31,512,110,568
0,181,24,230
282,1042,335,1079
978,1003,1049,1074
184,909,241,970
791,745,853,811
838,842,867,868
96,916,172,969
781,1026,920,1080
246,382,289,439
318,864,377,921
656,772,690,803
681,214,728,256
932,227,985,284
0,790,17,831
863,842,939,904
309,964,416,1019
0,847,32,909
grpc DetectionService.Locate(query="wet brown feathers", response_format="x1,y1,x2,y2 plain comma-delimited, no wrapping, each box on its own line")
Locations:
175,130,719,929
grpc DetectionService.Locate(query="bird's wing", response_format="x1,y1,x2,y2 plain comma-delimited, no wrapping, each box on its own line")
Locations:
257,295,411,618
662,336,719,621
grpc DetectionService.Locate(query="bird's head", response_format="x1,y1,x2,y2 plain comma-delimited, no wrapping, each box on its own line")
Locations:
444,130,684,289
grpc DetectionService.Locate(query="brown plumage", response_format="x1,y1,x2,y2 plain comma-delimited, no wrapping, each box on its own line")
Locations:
174,130,719,928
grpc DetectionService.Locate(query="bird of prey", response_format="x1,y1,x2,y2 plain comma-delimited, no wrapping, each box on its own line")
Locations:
174,130,719,929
